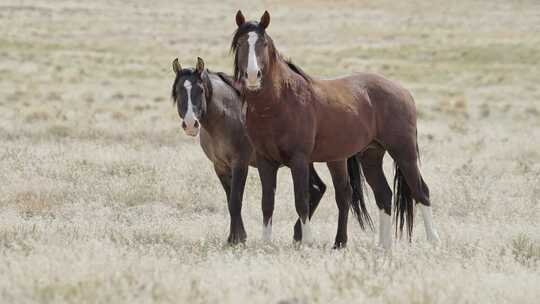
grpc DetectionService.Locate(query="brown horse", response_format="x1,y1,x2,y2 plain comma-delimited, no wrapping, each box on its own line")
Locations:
231,11,440,249
171,57,370,245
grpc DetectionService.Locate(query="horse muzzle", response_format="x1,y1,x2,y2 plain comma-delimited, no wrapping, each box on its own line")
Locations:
182,120,200,137
245,70,262,91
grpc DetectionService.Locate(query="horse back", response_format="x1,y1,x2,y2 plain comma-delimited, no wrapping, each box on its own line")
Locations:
333,72,418,149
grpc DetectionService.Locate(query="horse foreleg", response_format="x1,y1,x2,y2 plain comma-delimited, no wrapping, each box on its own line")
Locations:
290,156,312,244
294,164,326,241
227,164,248,244
257,155,279,243
359,148,393,250
214,166,236,244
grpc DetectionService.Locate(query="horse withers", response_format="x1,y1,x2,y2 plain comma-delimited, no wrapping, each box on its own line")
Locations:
231,11,440,249
171,57,333,244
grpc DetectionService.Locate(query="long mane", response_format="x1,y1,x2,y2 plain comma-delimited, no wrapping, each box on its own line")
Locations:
216,72,241,97
284,59,312,83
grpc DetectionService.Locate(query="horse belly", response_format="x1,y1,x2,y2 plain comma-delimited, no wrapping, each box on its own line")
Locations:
311,116,372,162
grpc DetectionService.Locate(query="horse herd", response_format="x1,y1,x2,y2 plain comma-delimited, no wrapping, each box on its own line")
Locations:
170,11,440,250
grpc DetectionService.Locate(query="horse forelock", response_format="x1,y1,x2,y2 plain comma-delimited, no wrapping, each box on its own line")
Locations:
230,22,263,53
171,68,214,107
171,68,195,104
231,23,311,85
231,21,277,81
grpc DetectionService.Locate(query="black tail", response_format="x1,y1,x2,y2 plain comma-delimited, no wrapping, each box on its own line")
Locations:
393,163,414,241
347,156,373,231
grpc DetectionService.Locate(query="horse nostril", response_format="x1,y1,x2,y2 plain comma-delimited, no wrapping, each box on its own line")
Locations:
257,70,262,78
181,121,187,129
194,121,199,128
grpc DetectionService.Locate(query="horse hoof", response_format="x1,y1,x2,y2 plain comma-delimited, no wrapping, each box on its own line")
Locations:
227,232,247,245
379,239,392,251
299,220,313,245
332,242,347,249
427,231,441,246
293,222,302,242
262,228,272,243
227,238,246,246
301,232,313,245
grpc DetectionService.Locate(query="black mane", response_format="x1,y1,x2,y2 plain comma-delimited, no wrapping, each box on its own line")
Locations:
216,72,241,97
285,59,312,83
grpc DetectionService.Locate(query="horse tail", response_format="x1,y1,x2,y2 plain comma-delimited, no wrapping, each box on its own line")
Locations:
393,163,414,241
347,155,373,231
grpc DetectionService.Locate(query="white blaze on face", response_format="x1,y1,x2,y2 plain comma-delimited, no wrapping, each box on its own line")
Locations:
183,80,198,135
246,31,260,86
300,219,313,244
420,205,440,245
379,209,392,250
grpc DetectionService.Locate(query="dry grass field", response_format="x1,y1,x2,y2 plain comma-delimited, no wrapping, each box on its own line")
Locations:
1,0,540,303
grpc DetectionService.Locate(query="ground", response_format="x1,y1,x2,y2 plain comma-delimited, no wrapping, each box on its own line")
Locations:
1,0,539,303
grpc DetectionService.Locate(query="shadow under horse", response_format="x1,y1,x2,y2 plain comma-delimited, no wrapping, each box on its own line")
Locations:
170,58,371,245
231,11,440,249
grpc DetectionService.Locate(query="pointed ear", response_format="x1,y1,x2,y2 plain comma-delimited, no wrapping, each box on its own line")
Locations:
196,57,205,75
235,10,245,27
259,11,270,30
172,58,181,74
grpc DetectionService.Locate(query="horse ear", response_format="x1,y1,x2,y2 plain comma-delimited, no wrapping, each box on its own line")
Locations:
172,58,181,74
196,57,205,75
235,10,245,27
259,11,270,29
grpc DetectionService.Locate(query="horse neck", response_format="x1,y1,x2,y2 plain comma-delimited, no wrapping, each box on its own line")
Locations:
200,74,239,135
246,58,294,107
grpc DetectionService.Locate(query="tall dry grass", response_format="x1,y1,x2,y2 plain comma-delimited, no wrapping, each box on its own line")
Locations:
0,0,539,303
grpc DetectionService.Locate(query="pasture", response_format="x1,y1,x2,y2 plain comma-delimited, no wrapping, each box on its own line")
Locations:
1,0,539,303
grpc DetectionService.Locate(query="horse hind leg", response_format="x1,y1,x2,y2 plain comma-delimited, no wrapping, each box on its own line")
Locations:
392,150,440,244
359,147,393,250
293,164,326,241
327,160,352,249
256,156,279,243
290,156,313,245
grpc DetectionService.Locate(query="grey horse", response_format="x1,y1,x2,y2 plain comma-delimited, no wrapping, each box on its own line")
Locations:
171,57,328,244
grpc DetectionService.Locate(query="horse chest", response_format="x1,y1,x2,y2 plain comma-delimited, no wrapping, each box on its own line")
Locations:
200,127,249,169
246,114,315,163
246,125,277,158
